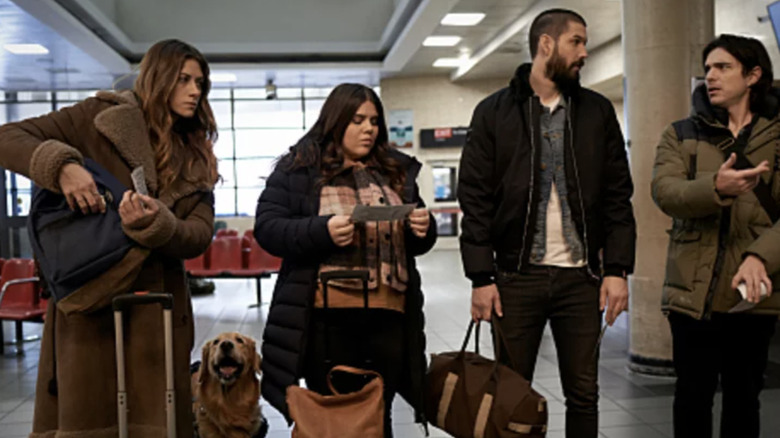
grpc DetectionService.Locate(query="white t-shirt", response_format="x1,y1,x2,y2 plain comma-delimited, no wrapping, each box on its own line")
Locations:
536,96,585,268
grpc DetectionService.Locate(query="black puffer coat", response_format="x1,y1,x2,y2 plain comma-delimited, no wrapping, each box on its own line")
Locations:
254,147,437,425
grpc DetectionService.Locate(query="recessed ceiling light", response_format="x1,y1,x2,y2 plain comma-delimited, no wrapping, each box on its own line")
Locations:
441,13,485,26
4,44,49,55
433,57,465,68
423,36,462,47
210,72,237,83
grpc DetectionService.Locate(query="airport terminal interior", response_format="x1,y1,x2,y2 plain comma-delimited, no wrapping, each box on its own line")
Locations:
2,0,780,437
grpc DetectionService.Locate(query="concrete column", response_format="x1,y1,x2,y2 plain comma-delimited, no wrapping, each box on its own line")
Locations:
622,0,713,375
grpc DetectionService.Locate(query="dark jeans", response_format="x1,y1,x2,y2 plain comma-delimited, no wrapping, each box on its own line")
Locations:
495,265,602,438
303,308,405,438
668,311,777,438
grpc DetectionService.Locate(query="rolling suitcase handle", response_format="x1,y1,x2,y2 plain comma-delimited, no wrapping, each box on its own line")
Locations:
113,292,176,438
319,270,371,368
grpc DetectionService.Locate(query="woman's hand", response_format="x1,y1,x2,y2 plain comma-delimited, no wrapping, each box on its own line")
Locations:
119,190,159,228
328,215,354,247
58,163,106,214
408,208,430,238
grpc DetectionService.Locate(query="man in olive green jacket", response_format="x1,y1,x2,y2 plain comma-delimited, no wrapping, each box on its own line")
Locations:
652,34,779,438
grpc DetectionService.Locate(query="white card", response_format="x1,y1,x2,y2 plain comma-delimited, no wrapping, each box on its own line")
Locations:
130,167,148,196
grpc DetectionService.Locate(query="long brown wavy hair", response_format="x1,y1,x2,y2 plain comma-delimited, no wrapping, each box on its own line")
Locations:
134,39,218,190
284,83,405,194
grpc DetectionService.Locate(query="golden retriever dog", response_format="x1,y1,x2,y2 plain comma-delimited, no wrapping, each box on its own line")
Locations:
192,332,265,438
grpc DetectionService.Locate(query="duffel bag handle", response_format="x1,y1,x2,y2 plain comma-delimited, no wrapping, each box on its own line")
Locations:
458,316,520,371
326,365,383,395
458,320,481,355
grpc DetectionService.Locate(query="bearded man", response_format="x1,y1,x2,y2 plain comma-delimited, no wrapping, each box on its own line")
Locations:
457,8,636,437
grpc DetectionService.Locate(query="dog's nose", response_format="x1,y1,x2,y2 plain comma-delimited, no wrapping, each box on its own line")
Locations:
220,341,234,352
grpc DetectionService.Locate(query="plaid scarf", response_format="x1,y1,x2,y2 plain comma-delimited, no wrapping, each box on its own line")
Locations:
318,164,408,293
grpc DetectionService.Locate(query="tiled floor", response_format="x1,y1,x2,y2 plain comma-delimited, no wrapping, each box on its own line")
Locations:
2,249,780,437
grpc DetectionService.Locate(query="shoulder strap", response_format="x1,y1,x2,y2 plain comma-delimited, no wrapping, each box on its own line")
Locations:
672,119,699,180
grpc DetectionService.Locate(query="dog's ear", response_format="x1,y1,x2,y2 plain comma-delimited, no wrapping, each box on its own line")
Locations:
253,352,262,374
199,341,213,383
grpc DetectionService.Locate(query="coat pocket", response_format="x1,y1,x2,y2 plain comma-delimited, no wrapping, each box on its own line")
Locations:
663,228,702,292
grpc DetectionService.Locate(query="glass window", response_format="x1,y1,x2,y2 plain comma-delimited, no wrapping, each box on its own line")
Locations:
276,88,302,99
55,101,79,111
55,90,98,101
234,128,301,159
217,159,235,186
304,87,334,99
237,187,263,216
214,130,234,159
0,85,374,219
214,187,236,216
233,100,303,129
208,89,231,99
15,91,50,102
12,174,31,190
211,100,232,129
304,99,325,129
235,158,274,187
14,103,53,121
233,88,265,99
7,190,31,216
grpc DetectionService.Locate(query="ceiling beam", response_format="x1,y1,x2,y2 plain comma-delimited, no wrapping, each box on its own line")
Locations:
450,0,546,81
378,0,421,52
11,0,130,73
382,0,458,72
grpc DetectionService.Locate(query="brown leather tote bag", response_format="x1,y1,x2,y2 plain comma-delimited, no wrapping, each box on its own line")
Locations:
287,365,384,438
426,316,548,437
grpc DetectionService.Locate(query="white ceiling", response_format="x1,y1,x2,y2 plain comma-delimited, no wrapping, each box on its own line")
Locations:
0,0,779,94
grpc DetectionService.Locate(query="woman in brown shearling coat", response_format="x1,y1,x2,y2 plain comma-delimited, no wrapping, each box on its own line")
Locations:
0,40,218,437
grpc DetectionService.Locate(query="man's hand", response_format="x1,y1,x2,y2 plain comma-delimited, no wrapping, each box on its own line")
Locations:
731,255,772,303
600,276,628,326
715,153,770,197
471,283,503,321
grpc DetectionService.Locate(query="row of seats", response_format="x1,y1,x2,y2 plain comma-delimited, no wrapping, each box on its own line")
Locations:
0,258,44,355
184,230,282,307
0,231,280,354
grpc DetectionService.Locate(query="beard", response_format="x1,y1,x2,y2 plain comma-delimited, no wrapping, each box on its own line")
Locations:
545,47,584,93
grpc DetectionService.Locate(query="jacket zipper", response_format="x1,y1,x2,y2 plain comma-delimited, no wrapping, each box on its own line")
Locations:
702,136,735,319
517,99,536,271
566,97,597,279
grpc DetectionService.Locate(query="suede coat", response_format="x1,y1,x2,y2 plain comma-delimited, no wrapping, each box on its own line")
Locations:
0,90,215,437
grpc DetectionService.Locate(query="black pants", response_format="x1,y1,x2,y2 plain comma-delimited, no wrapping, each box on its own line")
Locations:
668,311,777,438
495,265,602,438
304,308,405,438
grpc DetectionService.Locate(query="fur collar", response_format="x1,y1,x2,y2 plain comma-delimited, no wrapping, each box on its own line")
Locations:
93,90,212,207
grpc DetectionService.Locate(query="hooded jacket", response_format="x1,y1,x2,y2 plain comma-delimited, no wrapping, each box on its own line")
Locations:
652,84,780,319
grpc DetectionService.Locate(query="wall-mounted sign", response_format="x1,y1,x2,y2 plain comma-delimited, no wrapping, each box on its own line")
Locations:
388,109,413,148
420,126,468,148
